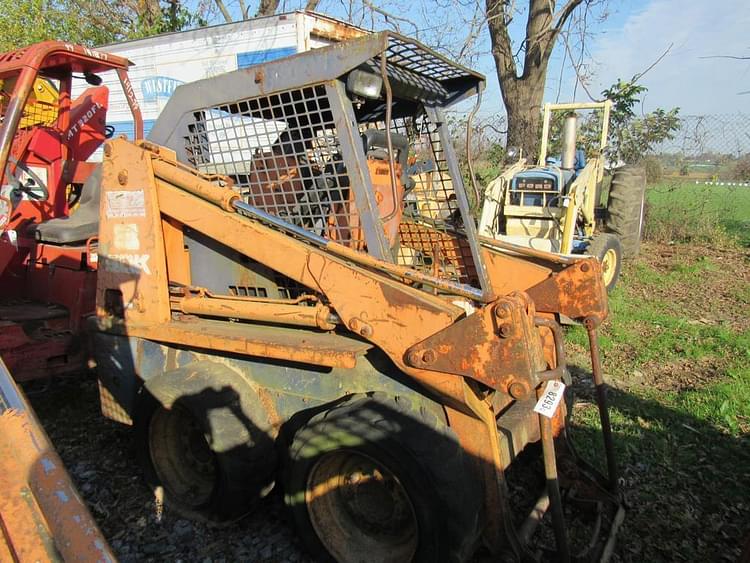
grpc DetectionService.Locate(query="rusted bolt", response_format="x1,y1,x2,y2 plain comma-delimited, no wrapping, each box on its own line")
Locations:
581,262,591,272
407,350,422,366
494,303,511,319
103,143,112,157
421,349,436,365
254,69,264,84
349,318,359,331
583,317,599,330
359,325,373,338
508,381,530,400
117,170,128,185
498,325,511,338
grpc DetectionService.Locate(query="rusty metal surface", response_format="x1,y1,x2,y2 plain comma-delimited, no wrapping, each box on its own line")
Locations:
525,255,608,321
0,358,114,562
176,291,339,330
405,293,545,398
99,316,370,370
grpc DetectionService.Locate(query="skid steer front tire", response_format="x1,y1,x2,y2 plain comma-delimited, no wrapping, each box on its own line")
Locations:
283,393,483,563
133,361,276,522
606,165,647,258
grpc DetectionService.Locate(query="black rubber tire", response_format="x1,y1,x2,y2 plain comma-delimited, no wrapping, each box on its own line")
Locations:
133,361,276,522
283,393,483,563
605,165,647,258
588,233,622,292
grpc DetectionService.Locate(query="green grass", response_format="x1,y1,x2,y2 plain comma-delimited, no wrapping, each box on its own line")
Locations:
565,188,750,561
646,181,750,245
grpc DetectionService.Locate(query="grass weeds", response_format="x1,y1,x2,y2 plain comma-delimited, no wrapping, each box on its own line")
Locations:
566,186,750,560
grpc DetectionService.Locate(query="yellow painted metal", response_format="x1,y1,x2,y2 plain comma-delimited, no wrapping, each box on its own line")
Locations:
0,77,59,128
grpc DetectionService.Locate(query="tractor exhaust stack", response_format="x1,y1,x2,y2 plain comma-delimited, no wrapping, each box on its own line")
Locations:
561,112,578,169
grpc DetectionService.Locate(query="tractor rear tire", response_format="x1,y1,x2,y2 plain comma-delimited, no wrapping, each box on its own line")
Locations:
588,233,622,292
283,393,482,563
606,165,647,258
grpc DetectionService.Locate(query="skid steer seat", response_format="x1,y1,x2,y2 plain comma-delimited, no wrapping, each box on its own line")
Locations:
32,165,101,245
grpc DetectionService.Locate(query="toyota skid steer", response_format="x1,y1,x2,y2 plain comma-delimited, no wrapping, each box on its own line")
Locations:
93,32,624,562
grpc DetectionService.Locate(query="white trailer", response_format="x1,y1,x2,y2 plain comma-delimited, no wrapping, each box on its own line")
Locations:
80,12,365,141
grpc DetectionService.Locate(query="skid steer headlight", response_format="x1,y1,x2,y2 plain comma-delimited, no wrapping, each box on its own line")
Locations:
346,70,383,100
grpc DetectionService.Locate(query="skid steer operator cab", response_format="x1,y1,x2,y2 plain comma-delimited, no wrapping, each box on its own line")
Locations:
0,41,142,381
149,33,488,295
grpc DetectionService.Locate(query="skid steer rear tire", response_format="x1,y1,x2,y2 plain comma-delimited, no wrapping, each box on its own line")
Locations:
588,233,622,292
606,165,647,258
283,393,483,563
134,361,276,522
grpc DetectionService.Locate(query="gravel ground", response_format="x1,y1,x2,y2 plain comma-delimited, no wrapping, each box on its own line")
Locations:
25,374,313,563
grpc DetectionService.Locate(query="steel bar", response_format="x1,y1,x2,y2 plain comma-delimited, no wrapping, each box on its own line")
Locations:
518,491,550,544
379,51,400,223
537,386,570,563
177,295,340,330
232,199,486,302
0,358,115,562
585,319,619,492
464,87,483,204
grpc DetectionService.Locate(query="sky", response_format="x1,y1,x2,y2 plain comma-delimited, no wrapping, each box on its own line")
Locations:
584,0,750,115
210,0,749,118
462,0,750,119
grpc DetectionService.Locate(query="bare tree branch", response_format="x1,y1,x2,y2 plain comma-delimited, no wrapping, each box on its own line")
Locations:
486,0,518,78
214,0,233,22
632,42,673,83
256,0,280,17
361,0,420,36
699,55,750,60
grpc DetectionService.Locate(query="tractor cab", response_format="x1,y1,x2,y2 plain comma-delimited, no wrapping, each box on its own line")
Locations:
0,41,142,381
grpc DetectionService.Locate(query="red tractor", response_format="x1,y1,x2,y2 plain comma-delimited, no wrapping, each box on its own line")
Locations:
0,41,142,381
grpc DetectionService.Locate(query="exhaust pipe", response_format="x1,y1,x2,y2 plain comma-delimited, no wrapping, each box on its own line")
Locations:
560,112,578,170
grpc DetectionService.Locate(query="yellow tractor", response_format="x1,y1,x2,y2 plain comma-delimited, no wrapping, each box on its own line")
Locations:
478,101,647,290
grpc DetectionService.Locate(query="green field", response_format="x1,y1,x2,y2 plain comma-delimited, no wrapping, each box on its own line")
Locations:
566,182,750,561
645,181,750,246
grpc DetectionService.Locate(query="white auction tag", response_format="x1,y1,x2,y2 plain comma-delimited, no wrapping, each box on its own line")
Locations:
533,380,566,419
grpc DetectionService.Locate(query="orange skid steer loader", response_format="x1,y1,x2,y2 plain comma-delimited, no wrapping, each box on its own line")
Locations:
90,32,624,561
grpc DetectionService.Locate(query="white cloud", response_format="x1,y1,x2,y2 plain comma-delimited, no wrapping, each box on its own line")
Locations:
590,0,750,114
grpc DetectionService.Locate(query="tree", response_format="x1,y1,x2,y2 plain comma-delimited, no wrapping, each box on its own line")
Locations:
0,0,206,50
485,0,597,160
602,78,680,165
0,0,114,50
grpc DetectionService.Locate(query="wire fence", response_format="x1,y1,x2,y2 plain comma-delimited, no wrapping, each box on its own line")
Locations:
654,113,750,185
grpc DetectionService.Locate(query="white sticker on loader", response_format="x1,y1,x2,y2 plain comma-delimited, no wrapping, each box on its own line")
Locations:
106,190,146,218
533,380,566,419
113,223,140,250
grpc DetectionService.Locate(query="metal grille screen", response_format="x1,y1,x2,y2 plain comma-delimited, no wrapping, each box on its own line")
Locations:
182,87,477,287
183,84,363,248
364,115,477,286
